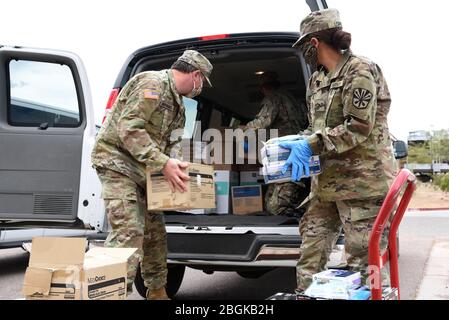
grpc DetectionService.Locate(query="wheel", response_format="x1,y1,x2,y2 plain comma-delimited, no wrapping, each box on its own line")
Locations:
134,264,185,299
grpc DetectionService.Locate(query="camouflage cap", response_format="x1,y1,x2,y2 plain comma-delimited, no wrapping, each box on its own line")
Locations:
292,8,342,47
177,50,213,87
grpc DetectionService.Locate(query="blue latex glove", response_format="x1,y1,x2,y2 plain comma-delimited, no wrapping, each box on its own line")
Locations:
279,140,312,182
243,141,249,153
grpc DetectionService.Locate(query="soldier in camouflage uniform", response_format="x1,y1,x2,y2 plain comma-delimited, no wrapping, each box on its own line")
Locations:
245,71,309,216
91,50,213,299
282,9,397,292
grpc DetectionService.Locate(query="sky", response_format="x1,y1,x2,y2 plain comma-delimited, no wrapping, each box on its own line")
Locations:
1,0,448,141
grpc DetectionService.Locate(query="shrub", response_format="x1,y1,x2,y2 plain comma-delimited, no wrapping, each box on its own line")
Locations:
433,173,449,192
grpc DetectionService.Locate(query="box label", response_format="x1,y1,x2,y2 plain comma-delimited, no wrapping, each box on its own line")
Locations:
232,186,261,198
87,277,126,300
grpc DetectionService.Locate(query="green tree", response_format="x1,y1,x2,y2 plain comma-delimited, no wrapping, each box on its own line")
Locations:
431,130,449,163
408,142,431,163
434,173,449,192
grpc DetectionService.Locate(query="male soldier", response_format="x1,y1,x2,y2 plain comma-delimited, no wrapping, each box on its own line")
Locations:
91,50,213,299
281,9,396,292
244,71,309,216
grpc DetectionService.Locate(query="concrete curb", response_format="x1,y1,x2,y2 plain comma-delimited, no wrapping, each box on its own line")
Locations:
416,238,449,300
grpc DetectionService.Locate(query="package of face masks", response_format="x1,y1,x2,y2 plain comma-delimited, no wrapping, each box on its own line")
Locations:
260,134,321,184
260,135,305,162
262,161,293,184
304,269,362,300
260,144,291,163
261,156,321,184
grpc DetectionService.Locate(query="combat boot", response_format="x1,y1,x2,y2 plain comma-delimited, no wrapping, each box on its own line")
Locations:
146,287,170,300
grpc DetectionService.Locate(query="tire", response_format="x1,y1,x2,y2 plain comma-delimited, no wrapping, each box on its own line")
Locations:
134,264,185,299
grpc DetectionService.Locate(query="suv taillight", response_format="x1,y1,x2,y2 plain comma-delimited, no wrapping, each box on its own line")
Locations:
199,34,229,41
102,88,120,124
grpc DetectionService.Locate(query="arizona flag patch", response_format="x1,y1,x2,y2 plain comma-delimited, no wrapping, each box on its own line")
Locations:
143,89,159,99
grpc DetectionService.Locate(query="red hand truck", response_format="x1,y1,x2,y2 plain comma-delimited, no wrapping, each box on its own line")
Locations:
368,168,417,300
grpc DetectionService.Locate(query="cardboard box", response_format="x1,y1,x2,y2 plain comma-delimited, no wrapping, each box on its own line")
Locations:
147,163,215,211
23,237,136,300
236,164,262,172
214,170,239,214
240,170,264,186
231,185,263,215
182,208,212,214
213,164,239,171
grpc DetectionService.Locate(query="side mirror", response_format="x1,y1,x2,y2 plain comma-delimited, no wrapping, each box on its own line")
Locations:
393,140,408,159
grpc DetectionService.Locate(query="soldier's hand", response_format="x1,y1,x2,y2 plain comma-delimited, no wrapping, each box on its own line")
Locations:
162,159,190,193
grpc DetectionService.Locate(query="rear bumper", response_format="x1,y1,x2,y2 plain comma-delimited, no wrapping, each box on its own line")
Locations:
167,232,300,263
166,224,346,269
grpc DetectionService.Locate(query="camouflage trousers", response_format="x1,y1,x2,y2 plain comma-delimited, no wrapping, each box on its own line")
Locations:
296,195,390,292
96,168,167,294
265,181,308,216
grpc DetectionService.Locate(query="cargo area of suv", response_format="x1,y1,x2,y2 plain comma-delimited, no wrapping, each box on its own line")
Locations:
120,36,308,234
112,33,346,298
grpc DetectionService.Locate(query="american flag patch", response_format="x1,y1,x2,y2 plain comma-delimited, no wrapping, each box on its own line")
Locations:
143,89,159,99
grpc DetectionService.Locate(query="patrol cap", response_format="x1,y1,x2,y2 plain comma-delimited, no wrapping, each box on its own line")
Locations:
292,8,342,48
177,50,213,87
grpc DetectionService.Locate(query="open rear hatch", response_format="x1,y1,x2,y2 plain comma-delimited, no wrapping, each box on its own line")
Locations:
125,34,310,262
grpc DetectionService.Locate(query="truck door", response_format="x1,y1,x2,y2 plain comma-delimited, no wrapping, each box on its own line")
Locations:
0,47,88,227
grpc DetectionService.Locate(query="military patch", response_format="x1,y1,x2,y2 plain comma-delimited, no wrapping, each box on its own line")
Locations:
160,102,175,112
330,80,344,90
143,89,159,99
352,88,373,109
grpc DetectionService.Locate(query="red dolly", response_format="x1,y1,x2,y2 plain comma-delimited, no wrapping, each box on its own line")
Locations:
368,169,417,300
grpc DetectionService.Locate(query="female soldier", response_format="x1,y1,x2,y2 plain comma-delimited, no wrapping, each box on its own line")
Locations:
281,8,396,292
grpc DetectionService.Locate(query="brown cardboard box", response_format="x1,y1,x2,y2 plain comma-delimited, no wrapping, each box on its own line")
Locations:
237,164,263,172
23,237,136,300
213,164,239,171
146,163,215,211
240,170,264,186
231,185,263,215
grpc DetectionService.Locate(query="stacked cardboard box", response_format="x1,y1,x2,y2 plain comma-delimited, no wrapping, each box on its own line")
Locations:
23,237,136,300
231,185,263,215
239,170,264,186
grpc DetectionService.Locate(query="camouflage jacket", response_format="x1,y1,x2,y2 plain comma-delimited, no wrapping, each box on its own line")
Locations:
306,51,396,201
91,70,185,188
246,89,308,136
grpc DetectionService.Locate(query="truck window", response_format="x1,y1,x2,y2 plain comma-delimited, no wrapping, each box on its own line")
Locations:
8,60,80,127
182,97,198,139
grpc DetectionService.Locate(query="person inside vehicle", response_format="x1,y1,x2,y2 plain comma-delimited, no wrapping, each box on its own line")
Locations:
243,71,309,216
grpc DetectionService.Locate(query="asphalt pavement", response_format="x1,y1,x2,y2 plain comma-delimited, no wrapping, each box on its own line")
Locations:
1,210,448,300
